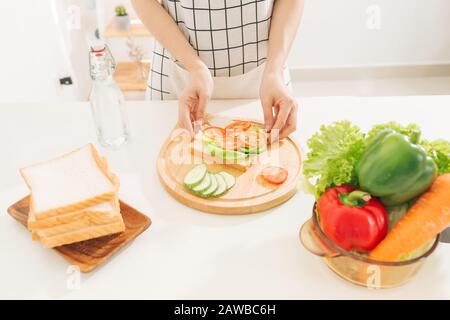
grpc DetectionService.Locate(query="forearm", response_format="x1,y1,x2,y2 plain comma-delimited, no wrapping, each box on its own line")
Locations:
265,0,304,74
131,0,204,71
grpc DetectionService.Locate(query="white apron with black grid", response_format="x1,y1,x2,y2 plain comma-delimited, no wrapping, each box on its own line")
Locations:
147,0,290,100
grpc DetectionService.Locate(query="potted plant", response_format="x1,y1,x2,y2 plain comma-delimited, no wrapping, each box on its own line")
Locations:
115,5,131,30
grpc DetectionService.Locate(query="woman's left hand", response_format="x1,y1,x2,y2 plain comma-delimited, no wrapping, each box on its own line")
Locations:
259,70,298,143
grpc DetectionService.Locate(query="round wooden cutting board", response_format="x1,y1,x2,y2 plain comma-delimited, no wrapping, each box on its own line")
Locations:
157,115,302,214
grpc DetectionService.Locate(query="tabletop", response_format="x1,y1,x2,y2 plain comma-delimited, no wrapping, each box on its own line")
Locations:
0,96,449,299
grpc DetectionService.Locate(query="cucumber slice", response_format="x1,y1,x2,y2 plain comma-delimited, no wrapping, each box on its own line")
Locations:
184,164,207,188
223,149,247,160
206,143,222,158
239,147,249,154
200,173,218,197
203,141,216,156
256,144,267,154
218,171,236,190
206,143,247,161
192,173,211,193
240,144,267,154
212,173,227,197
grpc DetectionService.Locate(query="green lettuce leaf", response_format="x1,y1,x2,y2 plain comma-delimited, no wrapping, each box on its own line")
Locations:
422,139,450,175
303,121,366,197
366,122,422,144
303,120,449,199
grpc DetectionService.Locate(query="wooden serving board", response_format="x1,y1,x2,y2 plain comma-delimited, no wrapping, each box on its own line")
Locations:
157,115,302,214
7,196,151,273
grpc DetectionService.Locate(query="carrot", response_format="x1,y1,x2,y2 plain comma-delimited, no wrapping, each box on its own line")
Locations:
369,174,450,262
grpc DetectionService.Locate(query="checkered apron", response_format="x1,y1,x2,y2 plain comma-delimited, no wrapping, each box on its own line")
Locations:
147,0,289,100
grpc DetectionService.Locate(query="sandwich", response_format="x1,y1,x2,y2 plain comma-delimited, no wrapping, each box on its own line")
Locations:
190,120,268,172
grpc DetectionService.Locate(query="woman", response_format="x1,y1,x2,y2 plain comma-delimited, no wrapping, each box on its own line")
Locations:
132,0,304,140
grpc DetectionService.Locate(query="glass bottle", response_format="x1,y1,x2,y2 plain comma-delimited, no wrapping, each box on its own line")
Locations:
89,42,130,148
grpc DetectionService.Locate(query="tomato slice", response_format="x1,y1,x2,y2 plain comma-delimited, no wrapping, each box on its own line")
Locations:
261,166,288,184
239,129,268,148
225,121,252,133
203,126,225,142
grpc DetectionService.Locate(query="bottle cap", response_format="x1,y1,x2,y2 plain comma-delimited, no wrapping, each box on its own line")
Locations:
90,40,106,53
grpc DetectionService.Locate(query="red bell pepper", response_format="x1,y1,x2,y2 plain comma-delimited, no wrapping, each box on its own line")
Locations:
317,185,388,252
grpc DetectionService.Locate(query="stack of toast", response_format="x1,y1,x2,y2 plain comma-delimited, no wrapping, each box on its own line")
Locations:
20,144,125,248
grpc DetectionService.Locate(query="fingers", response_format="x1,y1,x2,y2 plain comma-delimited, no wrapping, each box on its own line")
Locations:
191,94,209,134
270,98,292,143
178,100,194,138
279,100,298,140
195,94,209,121
261,98,275,132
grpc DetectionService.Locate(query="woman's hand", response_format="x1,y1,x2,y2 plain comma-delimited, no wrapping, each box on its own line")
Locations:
178,63,213,137
132,0,213,136
259,0,303,143
260,70,298,142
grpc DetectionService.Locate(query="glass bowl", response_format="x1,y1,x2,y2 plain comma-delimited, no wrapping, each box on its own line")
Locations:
299,204,440,289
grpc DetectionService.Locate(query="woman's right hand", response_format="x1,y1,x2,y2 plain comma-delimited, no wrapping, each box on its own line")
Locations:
178,62,213,137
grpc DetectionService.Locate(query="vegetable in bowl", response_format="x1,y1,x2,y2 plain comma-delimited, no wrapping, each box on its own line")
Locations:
303,121,366,198
356,129,437,206
303,120,449,200
317,185,388,252
370,174,450,262
302,120,450,262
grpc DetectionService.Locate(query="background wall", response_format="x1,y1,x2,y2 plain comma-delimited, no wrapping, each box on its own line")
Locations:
0,0,78,102
0,0,449,102
100,0,138,23
0,0,97,102
290,0,450,68
97,0,153,64
102,0,450,67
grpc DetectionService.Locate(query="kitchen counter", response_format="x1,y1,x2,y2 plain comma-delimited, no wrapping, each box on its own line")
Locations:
0,96,449,299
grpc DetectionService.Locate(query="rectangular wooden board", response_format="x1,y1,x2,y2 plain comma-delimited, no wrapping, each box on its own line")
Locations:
7,196,151,273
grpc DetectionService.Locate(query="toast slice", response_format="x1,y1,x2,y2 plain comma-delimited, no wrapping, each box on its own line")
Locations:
20,144,119,220
32,208,123,238
30,197,125,242
28,199,120,230
37,221,126,248
33,213,123,239
29,199,123,241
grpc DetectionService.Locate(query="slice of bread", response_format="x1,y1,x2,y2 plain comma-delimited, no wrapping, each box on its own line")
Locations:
20,144,119,220
28,199,120,230
30,199,124,242
38,221,126,248
33,210,123,238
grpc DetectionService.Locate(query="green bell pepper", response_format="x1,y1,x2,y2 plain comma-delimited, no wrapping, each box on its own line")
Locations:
356,129,437,206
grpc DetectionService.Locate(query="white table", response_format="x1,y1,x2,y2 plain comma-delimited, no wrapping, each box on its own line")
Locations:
0,97,449,299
